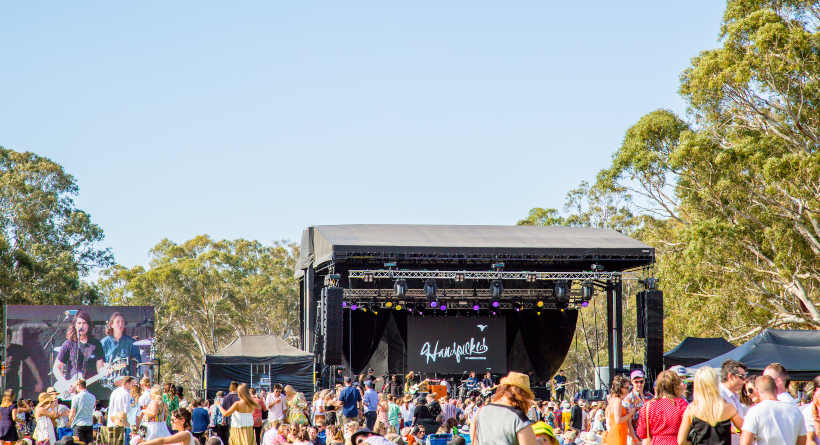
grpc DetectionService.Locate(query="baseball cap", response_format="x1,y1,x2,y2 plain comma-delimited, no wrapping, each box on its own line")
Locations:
630,370,645,380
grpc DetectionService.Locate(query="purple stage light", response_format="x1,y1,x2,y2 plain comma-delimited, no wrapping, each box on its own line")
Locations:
440,304,447,311
342,302,348,308
492,301,500,308
582,301,589,307
350,304,358,310
430,301,438,308
472,304,480,311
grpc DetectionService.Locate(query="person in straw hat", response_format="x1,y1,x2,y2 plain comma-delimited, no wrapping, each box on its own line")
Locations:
107,411,131,445
33,391,59,445
399,395,415,428
470,371,537,445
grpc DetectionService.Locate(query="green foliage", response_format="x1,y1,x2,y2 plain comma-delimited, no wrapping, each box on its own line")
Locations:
0,146,113,305
98,235,300,390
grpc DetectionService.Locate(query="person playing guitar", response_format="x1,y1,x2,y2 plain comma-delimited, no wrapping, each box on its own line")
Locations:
465,371,478,389
552,369,567,402
52,310,112,399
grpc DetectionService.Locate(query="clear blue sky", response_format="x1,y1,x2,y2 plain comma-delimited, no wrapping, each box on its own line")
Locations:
1,1,726,270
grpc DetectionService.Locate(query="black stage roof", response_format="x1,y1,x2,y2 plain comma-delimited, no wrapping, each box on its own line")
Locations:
296,224,654,277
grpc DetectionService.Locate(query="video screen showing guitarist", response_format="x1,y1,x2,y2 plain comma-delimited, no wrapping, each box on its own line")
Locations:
100,312,142,380
53,310,109,399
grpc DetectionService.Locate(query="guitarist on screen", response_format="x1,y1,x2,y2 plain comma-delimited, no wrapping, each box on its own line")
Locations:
52,310,111,399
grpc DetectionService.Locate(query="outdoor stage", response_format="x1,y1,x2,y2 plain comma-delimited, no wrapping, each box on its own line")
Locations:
295,225,658,388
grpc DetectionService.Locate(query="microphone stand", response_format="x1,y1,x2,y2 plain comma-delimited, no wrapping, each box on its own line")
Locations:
43,313,70,387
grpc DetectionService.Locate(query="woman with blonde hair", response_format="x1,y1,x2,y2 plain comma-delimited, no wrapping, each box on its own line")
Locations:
606,375,634,445
470,371,537,445
218,383,260,445
142,386,172,440
636,370,687,445
677,367,743,445
140,408,196,445
33,392,58,445
0,389,19,443
283,386,308,426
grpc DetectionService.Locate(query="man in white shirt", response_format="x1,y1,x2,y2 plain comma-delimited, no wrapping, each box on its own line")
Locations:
720,359,749,445
108,376,135,440
764,363,798,406
265,384,286,422
799,401,816,444
741,375,806,445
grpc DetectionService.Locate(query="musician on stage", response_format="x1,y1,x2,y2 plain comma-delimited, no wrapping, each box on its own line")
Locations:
552,369,567,402
481,372,493,389
53,310,108,398
404,371,427,395
101,312,142,380
465,372,478,390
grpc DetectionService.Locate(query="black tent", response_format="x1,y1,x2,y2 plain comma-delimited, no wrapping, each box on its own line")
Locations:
205,335,313,399
690,329,820,381
664,337,736,368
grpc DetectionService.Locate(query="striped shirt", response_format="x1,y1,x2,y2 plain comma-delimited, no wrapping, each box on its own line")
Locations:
442,402,458,422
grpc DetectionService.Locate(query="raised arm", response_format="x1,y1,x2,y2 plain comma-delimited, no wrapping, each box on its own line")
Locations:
141,431,191,445
219,401,241,417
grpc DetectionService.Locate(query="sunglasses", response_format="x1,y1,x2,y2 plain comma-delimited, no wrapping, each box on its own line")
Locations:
633,380,645,384
733,373,748,380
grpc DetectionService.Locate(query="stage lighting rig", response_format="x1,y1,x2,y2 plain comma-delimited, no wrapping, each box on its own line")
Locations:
640,277,659,290
394,279,408,297
324,273,341,286
591,264,604,272
581,280,594,300
454,272,465,283
554,280,569,300
424,279,438,306
363,272,374,283
526,272,537,283
350,302,359,311
472,301,481,311
492,262,505,270
490,279,503,299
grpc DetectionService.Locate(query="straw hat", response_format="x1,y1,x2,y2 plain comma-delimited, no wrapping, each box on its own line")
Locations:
403,394,413,402
46,387,59,397
499,372,534,399
580,432,603,445
112,411,130,428
37,392,55,408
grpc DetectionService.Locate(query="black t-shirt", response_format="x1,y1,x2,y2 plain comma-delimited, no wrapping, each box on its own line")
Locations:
570,405,582,429
222,392,240,425
56,338,104,379
428,400,441,418
5,343,29,390
413,405,431,425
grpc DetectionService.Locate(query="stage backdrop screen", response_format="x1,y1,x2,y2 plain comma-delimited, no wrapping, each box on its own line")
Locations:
4,305,155,401
407,317,506,374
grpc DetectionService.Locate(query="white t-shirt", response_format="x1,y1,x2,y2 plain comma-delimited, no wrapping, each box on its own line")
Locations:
742,399,806,445
108,386,133,427
399,402,415,424
800,403,815,433
265,393,286,420
778,392,798,407
57,404,71,428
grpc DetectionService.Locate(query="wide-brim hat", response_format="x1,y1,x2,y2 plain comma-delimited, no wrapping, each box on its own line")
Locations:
500,372,534,399
37,392,55,408
403,394,413,402
532,422,556,440
581,432,603,445
351,428,378,443
112,411,130,428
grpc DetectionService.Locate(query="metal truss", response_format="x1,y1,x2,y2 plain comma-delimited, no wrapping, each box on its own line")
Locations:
361,301,564,311
348,270,641,281
343,288,558,299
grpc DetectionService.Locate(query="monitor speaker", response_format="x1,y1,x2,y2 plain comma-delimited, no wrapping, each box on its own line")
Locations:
644,290,663,369
323,287,344,365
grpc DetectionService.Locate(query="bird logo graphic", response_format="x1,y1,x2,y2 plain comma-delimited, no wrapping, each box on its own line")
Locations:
477,325,488,331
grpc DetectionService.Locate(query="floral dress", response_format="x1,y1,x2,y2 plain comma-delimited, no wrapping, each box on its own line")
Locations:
286,393,308,425
163,395,179,430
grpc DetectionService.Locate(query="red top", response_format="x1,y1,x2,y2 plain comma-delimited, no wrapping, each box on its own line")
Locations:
636,398,688,445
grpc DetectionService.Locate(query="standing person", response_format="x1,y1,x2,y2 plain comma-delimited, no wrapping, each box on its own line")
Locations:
284,386,308,426
387,376,401,399
570,399,582,432
624,370,651,434
386,395,401,432
211,391,225,443
138,377,154,431
53,310,108,399
678,367,744,445
362,381,379,430
141,386,172,440
266,385,286,425
634,370,687,445
338,377,361,426
33,392,59,445
221,382,241,444
399,395,415,428
763,363,798,406
412,397,431,428
0,389,19,443
219,383,260,445
739,375,806,445
250,389,264,445
719,360,750,444
109,377,135,429
140,408,197,445
605,376,635,445
553,370,567,402
590,401,605,434
191,399,210,445
68,379,96,445
164,383,180,432
129,382,143,438
101,312,142,380
470,371,537,445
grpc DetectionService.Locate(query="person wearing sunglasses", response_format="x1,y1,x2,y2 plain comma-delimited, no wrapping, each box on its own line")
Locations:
140,408,195,445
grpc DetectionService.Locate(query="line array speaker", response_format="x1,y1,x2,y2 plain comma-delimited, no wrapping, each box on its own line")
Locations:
323,287,344,365
644,289,663,369
636,291,645,339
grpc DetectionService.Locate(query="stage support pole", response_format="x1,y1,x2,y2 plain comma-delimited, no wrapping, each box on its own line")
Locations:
606,281,614,387
614,279,623,370
606,280,624,385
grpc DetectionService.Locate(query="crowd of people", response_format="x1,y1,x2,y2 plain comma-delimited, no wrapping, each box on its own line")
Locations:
3,360,820,445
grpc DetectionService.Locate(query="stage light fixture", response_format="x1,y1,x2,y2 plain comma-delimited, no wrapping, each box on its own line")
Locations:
492,262,505,270
394,279,408,297
385,300,393,308
537,300,544,307
555,280,569,299
395,304,402,310
492,300,500,308
581,301,589,307
384,262,397,268
581,280,594,300
351,302,358,311
454,272,465,282
472,302,480,311
342,301,348,308
363,272,374,283
424,279,438,307
526,273,537,283
439,303,447,311
430,300,438,308
514,302,522,312
491,279,503,299
591,264,604,271
537,311,542,315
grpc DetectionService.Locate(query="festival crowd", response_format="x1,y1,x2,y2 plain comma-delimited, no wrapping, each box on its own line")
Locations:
2,360,819,445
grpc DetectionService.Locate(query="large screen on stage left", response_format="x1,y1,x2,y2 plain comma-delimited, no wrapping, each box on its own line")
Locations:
4,305,155,401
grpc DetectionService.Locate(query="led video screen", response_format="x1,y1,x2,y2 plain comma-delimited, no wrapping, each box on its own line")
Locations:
407,316,506,374
4,305,155,400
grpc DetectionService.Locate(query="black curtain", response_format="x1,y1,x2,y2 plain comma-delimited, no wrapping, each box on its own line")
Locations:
517,310,578,382
343,309,392,375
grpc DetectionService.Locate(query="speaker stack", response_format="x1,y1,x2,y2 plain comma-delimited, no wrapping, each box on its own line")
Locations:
644,290,664,371
323,287,344,365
